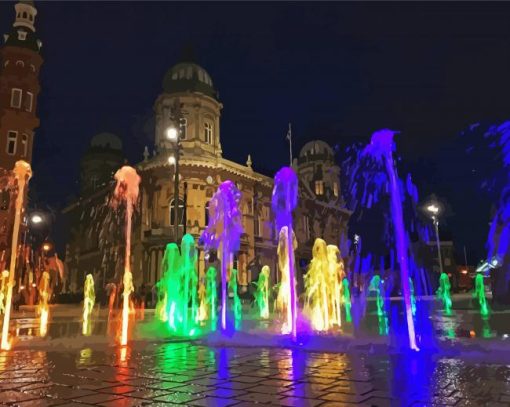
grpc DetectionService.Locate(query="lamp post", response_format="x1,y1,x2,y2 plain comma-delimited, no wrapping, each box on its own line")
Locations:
166,102,185,243
426,203,444,275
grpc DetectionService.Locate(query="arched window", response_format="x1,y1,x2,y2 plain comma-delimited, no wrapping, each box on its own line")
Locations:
21,133,29,157
204,122,212,144
22,12,27,19
169,199,185,226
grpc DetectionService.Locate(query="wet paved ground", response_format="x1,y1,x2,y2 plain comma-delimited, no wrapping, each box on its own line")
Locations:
1,341,510,406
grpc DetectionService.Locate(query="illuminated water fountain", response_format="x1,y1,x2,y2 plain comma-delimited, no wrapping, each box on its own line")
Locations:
304,239,330,332
112,166,141,346
342,277,352,323
254,265,270,319
206,266,218,327
82,274,95,336
1,160,31,350
272,167,298,338
327,245,344,327
473,273,489,319
362,130,419,351
201,181,243,332
38,271,50,337
437,272,452,316
228,268,242,327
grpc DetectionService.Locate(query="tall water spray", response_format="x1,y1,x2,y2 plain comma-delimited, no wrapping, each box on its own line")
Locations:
1,161,31,350
37,271,50,337
254,265,270,319
112,166,141,346
201,181,243,331
272,167,298,339
437,273,452,316
363,130,419,351
473,273,489,318
83,274,95,335
304,238,330,332
327,245,344,327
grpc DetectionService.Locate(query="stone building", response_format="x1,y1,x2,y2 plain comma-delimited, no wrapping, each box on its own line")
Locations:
0,0,43,248
63,59,350,294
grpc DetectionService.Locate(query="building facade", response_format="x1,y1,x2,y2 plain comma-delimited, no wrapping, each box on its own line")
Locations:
0,0,43,248
64,60,350,295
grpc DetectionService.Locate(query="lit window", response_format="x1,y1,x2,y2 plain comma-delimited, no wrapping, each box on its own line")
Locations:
315,180,324,196
204,122,213,144
24,92,33,112
21,134,28,157
169,199,185,226
17,31,27,41
333,182,339,197
180,117,187,140
6,131,17,155
10,89,22,108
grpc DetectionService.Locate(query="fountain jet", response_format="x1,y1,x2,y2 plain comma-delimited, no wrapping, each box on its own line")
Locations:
272,167,298,339
112,166,140,346
201,181,243,331
1,161,32,350
363,130,419,351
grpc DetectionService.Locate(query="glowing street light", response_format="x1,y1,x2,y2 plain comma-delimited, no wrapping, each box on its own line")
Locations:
166,126,178,142
30,214,43,225
42,242,52,252
426,201,444,275
426,204,439,215
168,155,176,166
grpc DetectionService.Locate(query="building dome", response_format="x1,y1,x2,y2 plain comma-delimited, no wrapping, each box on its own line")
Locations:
162,62,217,99
90,132,122,150
298,140,334,164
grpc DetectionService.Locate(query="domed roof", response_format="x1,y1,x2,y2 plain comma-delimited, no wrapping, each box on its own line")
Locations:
299,140,334,158
162,62,217,99
90,132,122,150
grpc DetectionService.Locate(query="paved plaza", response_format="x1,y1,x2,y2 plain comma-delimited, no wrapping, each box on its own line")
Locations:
0,340,509,406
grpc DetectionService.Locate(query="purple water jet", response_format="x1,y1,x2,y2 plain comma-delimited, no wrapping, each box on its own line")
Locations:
272,167,298,340
201,180,243,332
363,130,419,351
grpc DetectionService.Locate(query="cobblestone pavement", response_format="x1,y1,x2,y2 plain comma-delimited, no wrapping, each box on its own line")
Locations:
0,341,510,406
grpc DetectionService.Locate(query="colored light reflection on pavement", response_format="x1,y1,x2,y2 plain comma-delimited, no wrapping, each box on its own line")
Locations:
0,342,509,405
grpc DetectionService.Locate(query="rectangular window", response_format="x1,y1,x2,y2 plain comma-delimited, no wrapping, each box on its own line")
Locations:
254,216,261,237
333,182,339,197
10,88,22,108
6,131,17,155
180,117,187,140
21,133,28,157
24,92,33,112
204,122,212,144
315,180,324,196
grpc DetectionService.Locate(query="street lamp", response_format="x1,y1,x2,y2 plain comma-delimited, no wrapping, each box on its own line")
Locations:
426,202,444,275
166,101,185,243
30,214,43,225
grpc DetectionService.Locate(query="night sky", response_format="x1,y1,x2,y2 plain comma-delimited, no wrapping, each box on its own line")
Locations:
2,2,510,262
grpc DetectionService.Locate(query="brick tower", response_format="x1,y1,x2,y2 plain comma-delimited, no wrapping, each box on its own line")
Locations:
0,0,43,170
0,1,43,249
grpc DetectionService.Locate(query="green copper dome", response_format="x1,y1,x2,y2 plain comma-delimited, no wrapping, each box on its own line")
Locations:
162,62,218,100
